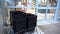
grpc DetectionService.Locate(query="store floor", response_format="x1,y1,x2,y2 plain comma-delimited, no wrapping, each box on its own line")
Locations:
38,22,60,34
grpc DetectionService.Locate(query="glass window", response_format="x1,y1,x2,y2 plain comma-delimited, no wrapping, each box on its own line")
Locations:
5,0,36,7
38,0,58,7
16,0,36,7
26,8,35,14
38,9,46,13
46,9,55,20
37,9,46,20
48,0,57,7
5,0,22,6
32,0,36,6
38,0,47,7
5,0,15,6
58,9,60,20
27,0,36,7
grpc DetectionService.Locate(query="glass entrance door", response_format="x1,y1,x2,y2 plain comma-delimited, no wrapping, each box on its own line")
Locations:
37,0,58,21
